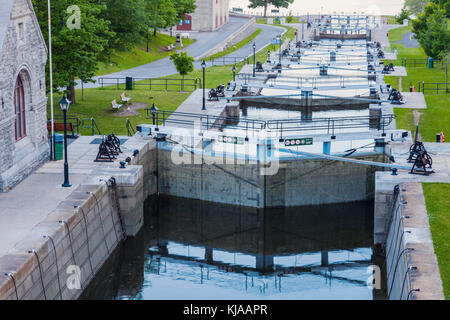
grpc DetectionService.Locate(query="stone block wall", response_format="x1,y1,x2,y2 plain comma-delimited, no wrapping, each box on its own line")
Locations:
0,0,49,192
383,183,444,300
0,182,124,300
156,146,385,208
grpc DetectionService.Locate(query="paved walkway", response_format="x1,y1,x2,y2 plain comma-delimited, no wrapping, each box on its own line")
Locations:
372,24,402,49
393,32,420,48
0,135,141,257
76,20,283,90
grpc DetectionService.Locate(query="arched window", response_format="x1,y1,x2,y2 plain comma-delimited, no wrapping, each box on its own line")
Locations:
14,76,26,141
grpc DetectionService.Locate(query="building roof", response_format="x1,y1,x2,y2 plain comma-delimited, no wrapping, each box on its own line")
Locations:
0,0,14,53
0,0,47,55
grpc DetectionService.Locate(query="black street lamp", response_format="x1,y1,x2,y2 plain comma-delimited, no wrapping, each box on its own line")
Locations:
202,60,206,110
278,35,282,67
252,42,256,77
59,93,71,188
267,50,271,63
232,65,236,81
150,103,158,125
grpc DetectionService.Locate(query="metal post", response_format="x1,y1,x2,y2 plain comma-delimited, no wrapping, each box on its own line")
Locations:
202,61,206,110
302,22,304,40
253,43,256,77
62,109,71,187
446,62,448,93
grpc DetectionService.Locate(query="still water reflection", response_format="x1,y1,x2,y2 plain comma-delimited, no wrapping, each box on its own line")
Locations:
82,196,382,300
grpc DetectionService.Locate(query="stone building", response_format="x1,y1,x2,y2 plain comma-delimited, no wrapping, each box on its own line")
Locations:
177,0,230,32
0,0,49,192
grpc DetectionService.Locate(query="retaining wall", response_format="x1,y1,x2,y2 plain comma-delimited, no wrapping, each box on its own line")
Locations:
382,183,444,300
0,182,123,300
0,137,149,300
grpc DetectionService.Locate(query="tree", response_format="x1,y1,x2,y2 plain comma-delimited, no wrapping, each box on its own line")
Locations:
172,0,197,20
32,0,114,104
248,0,294,18
102,0,149,51
286,11,294,23
396,8,410,24
169,52,194,90
146,0,178,36
417,10,450,59
412,2,441,38
404,0,430,16
431,0,450,16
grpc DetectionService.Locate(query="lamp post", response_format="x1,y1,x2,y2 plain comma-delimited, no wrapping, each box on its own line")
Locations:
232,65,236,81
59,94,71,188
252,42,256,77
202,60,206,110
150,103,158,125
278,35,282,66
267,50,271,63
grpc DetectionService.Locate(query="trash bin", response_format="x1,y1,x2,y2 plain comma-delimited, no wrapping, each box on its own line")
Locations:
125,77,133,90
428,57,434,69
54,133,63,160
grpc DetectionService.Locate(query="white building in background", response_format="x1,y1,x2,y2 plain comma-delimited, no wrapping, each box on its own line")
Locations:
0,0,49,192
177,0,230,32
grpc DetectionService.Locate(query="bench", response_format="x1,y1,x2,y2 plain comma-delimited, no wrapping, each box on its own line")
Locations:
47,121,76,137
120,93,131,104
112,99,122,110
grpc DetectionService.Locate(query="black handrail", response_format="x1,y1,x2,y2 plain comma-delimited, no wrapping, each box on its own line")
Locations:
126,118,135,137
418,81,450,95
82,117,102,136
98,77,201,91
207,56,250,66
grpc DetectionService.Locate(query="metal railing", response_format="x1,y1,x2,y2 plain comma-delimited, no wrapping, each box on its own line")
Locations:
266,114,395,137
82,118,102,136
206,56,250,66
418,82,450,95
146,110,395,136
98,77,202,91
146,110,266,133
126,118,135,137
401,58,429,68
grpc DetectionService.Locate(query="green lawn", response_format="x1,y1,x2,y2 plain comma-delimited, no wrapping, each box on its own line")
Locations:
382,15,398,25
96,33,195,76
422,183,450,299
385,26,449,141
48,88,190,136
207,28,262,60
48,25,297,136
256,17,302,24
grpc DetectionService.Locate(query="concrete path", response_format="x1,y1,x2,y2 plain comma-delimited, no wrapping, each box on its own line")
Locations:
372,24,402,49
76,20,283,90
0,135,141,257
393,32,419,48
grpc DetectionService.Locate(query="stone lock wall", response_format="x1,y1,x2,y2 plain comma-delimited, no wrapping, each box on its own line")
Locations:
156,146,386,208
0,183,123,300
